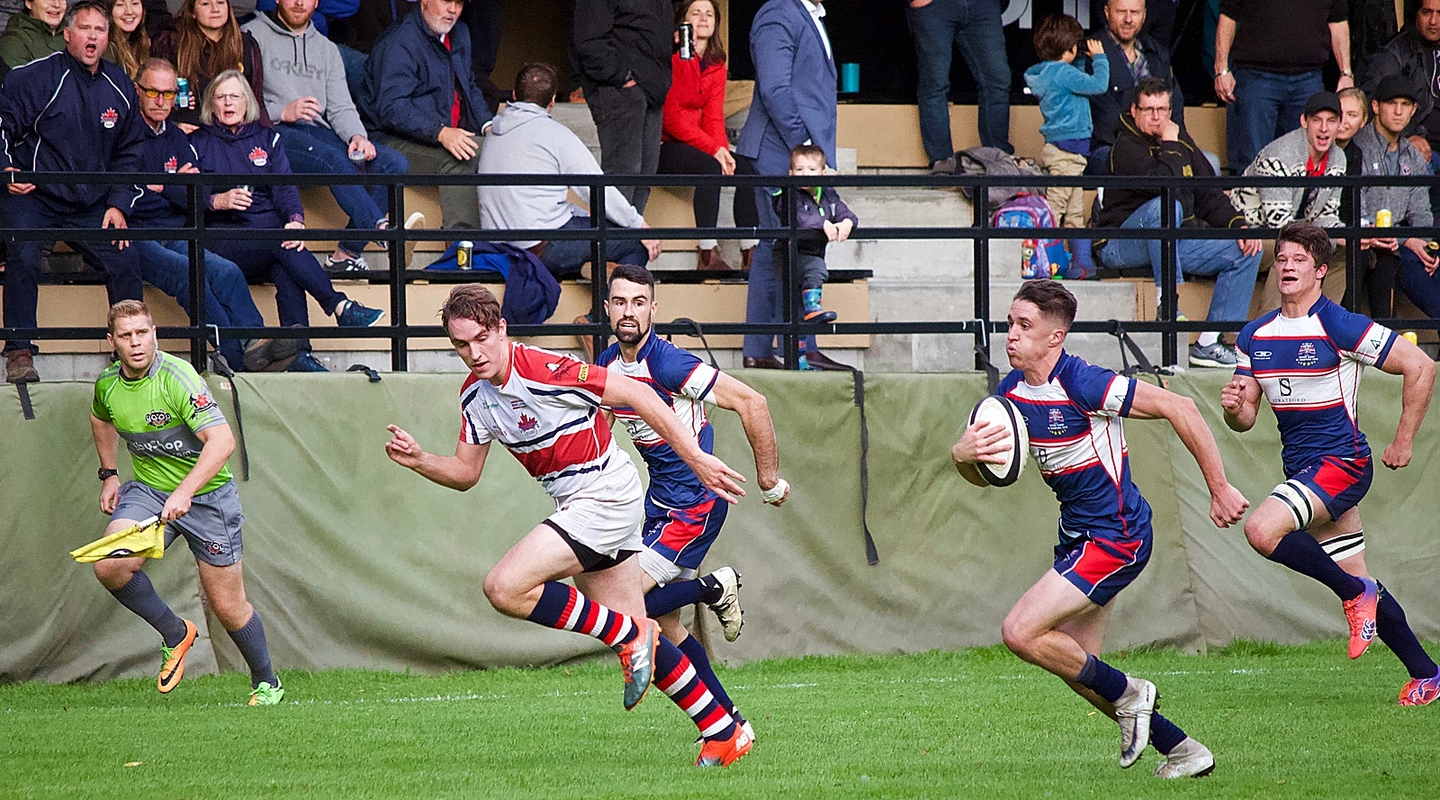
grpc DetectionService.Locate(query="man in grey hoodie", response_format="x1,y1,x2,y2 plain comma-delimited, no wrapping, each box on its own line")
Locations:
477,63,659,280
244,0,412,272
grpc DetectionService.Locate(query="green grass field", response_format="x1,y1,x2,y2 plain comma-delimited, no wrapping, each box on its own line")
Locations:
2,640,1436,799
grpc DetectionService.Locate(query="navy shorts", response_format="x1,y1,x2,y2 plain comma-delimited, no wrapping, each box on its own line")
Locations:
1053,534,1151,607
112,480,245,567
1289,455,1373,524
637,497,728,584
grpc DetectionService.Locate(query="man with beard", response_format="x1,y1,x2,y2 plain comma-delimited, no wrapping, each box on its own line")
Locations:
595,263,791,748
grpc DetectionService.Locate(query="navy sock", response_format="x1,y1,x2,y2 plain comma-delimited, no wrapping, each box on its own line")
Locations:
227,610,277,688
677,634,740,719
1150,712,1187,755
109,571,188,647
654,635,737,742
1377,584,1440,680
644,578,710,619
525,581,640,647
1267,532,1364,601
526,581,573,627
1076,654,1128,704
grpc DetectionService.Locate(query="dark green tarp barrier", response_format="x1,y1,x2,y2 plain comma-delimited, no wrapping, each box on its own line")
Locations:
3,370,1436,683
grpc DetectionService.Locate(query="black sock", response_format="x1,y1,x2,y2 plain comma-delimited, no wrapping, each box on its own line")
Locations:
227,610,277,688
1075,654,1128,704
1377,583,1440,680
109,571,188,647
1267,532,1365,600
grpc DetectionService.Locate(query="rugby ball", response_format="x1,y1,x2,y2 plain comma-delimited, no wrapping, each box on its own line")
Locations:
966,395,1029,487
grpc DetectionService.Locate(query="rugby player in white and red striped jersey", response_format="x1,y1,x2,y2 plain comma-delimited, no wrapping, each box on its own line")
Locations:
384,284,754,766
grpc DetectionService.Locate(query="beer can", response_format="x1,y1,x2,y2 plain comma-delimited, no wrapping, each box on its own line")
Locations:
1376,208,1393,228
679,23,695,60
1402,331,1419,345
176,77,191,109
457,240,473,270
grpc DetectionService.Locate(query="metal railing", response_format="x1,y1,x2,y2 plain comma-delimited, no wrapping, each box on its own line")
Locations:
4,169,1439,373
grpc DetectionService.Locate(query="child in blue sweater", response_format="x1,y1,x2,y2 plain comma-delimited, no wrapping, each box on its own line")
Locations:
1023,14,1108,229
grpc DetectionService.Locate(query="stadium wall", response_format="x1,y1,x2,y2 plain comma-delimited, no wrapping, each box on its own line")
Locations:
3,371,1437,683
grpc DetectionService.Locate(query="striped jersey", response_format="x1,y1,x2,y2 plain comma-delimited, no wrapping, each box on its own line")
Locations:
459,342,626,499
997,352,1151,542
1235,296,1396,476
595,335,721,511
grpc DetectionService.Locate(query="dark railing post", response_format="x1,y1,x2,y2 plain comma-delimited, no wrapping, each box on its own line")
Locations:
1159,185,1178,367
782,181,801,369
589,180,607,359
387,180,408,371
1345,173,1363,312
973,181,990,370
187,182,208,372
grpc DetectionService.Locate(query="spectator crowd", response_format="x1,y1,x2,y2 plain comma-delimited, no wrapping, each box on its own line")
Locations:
1,0,1438,383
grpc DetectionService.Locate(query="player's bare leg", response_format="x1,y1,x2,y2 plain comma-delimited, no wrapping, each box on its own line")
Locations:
1003,571,1158,769
197,560,281,704
92,518,197,694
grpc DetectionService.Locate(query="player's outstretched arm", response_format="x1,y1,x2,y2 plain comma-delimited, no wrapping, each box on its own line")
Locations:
1220,375,1262,432
602,373,747,503
710,373,788,505
161,424,237,523
90,414,122,514
950,420,1007,488
385,424,490,491
1377,336,1436,469
1129,381,1249,528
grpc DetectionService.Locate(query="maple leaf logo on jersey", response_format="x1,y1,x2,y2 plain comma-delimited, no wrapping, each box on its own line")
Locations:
248,147,268,167
191,393,218,413
1297,341,1318,366
100,108,118,128
163,156,179,174
1047,407,1067,436
517,413,539,432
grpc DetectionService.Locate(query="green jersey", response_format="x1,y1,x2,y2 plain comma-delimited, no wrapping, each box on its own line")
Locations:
92,352,232,494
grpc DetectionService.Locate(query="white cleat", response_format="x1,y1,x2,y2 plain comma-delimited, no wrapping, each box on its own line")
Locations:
707,567,744,642
1114,676,1158,768
1153,737,1215,779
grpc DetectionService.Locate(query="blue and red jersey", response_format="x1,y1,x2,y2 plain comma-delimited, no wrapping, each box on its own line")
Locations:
1235,296,1396,477
997,351,1152,544
596,335,721,514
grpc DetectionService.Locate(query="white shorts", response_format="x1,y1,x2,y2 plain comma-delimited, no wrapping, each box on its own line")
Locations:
546,456,645,561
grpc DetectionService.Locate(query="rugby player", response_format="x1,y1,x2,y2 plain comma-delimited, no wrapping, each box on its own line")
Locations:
1222,222,1439,705
597,264,791,744
951,280,1248,778
384,285,753,766
89,300,282,705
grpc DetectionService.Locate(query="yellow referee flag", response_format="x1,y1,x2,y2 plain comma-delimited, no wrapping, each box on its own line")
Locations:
70,517,167,563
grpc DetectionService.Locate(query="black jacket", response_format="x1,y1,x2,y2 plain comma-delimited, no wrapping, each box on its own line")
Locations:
572,0,673,106
1085,27,1183,148
1092,112,1245,232
0,50,146,212
1362,25,1438,141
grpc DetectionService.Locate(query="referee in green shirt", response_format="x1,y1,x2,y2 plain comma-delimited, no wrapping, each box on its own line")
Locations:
90,300,282,706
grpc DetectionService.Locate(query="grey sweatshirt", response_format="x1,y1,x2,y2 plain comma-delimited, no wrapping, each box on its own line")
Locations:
1353,122,1433,229
477,101,644,248
243,11,367,145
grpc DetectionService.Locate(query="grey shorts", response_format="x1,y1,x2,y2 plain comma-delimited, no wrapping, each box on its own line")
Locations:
112,480,245,567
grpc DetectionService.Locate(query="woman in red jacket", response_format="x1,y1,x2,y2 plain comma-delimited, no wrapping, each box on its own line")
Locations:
659,0,755,271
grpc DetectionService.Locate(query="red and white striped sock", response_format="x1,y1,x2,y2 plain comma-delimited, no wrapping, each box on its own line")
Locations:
525,581,639,648
654,636,737,741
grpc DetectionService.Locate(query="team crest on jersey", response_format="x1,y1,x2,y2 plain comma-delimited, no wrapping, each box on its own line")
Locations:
248,147,268,167
518,413,539,432
1297,341,1318,366
1047,408,1067,436
100,108,118,128
163,156,179,173
191,393,218,413
144,410,172,427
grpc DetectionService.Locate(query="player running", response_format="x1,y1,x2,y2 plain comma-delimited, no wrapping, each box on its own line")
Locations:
1222,223,1439,705
951,281,1248,778
384,285,753,766
596,264,790,744
89,300,283,705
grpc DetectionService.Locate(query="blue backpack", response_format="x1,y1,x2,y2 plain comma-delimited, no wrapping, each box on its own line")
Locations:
992,193,1070,279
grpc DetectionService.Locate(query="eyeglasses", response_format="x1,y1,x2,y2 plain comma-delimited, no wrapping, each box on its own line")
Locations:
137,86,178,100
1135,105,1172,116
214,93,245,103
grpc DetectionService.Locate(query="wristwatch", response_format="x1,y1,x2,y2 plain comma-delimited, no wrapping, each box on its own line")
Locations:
1341,69,1355,78
98,467,119,481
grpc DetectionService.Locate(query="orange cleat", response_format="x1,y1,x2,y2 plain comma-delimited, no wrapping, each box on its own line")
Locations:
157,619,198,694
696,724,753,767
614,618,658,711
1399,674,1440,706
1342,577,1379,659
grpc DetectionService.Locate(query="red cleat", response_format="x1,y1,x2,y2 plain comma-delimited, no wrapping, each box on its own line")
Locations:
1342,577,1379,659
1399,674,1440,706
696,724,753,767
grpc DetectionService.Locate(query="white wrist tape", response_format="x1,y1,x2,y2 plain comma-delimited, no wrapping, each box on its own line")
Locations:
762,478,790,504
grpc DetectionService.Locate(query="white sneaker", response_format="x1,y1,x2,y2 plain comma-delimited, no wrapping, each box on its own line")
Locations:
706,567,744,643
1114,676,1157,768
1153,737,1214,779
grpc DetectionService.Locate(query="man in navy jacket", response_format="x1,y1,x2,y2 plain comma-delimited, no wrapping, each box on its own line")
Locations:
358,0,493,231
0,1,144,383
1087,0,1184,152
735,0,844,370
